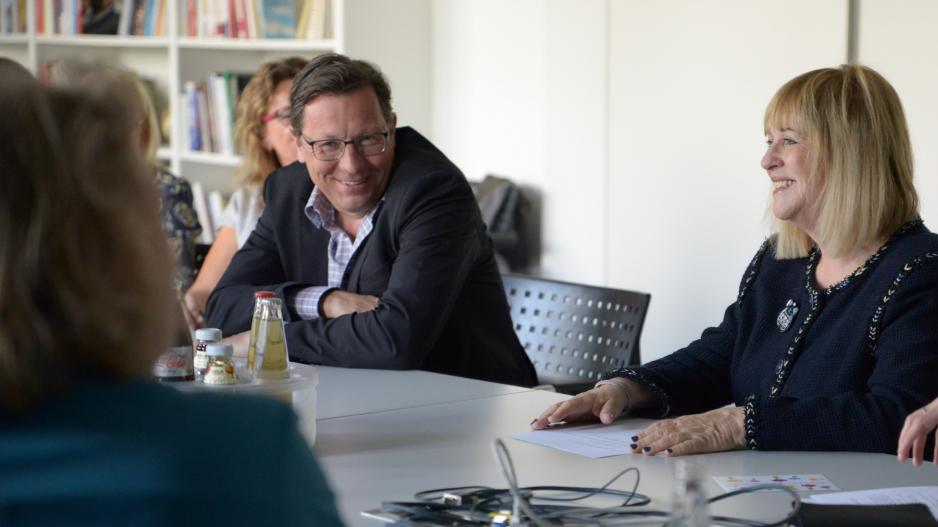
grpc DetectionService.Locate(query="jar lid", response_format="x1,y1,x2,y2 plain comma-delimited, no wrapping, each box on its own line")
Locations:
254,291,275,298
205,343,234,357
194,328,223,341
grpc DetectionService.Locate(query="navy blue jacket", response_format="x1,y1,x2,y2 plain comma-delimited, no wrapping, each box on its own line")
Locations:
206,127,536,387
609,222,938,454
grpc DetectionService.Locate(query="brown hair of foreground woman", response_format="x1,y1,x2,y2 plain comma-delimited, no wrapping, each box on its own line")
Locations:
0,77,175,411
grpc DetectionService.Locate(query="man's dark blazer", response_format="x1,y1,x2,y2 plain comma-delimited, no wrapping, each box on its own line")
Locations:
206,127,537,387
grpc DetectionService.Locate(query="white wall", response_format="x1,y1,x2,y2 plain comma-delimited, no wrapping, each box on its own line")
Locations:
857,0,938,229
606,1,847,361
345,0,432,135
432,0,609,284
431,1,848,362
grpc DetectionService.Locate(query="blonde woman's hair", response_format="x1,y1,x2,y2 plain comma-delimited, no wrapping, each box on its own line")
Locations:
0,78,175,411
234,57,307,190
765,65,918,259
46,60,162,165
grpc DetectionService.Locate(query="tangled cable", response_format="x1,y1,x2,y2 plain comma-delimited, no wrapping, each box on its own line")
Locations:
373,439,801,526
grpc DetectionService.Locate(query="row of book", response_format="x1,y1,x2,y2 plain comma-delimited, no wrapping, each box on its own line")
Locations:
185,0,328,39
116,0,167,36
183,71,254,156
24,0,166,36
17,0,325,38
0,0,26,34
191,181,227,244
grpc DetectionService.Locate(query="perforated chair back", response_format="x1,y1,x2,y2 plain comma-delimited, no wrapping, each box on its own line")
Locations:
502,274,650,389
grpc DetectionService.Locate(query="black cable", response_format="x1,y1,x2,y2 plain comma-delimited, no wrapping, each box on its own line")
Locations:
374,442,801,527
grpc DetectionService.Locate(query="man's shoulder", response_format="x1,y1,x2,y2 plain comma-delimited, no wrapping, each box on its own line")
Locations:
264,161,313,198
387,127,470,200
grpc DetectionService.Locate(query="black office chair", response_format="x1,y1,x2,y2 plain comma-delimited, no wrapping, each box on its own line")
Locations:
501,274,650,394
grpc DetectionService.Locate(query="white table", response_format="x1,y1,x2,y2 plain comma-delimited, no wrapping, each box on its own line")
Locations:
314,387,938,527
315,365,532,420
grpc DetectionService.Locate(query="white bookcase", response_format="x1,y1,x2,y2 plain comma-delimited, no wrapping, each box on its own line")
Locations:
0,0,432,194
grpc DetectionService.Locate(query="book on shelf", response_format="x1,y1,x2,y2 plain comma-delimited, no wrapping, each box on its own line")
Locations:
184,70,253,156
183,0,328,39
111,0,165,36
190,182,228,245
30,0,164,36
190,182,215,244
207,191,226,236
1,0,28,34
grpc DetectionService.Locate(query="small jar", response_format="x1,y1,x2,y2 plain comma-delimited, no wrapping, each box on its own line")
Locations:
202,343,238,385
193,328,223,380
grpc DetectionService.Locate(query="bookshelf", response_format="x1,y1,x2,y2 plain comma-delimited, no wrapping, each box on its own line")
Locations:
0,0,347,194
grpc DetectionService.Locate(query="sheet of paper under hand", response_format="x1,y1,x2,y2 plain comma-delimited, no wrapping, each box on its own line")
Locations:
804,486,938,520
511,419,656,458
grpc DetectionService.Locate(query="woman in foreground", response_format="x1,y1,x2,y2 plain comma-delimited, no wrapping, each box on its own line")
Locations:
0,75,342,525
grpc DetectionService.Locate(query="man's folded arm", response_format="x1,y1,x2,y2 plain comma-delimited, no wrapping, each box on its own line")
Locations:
286,172,483,369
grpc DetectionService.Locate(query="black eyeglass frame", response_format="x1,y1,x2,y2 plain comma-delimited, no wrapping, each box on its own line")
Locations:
300,130,390,161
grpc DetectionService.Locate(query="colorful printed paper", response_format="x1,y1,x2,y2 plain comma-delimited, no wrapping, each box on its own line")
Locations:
713,474,839,492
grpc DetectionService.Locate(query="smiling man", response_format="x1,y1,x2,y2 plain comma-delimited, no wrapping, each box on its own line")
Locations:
205,54,536,387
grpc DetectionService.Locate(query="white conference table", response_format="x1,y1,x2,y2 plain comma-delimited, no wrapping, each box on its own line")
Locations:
312,372,938,527
315,365,533,420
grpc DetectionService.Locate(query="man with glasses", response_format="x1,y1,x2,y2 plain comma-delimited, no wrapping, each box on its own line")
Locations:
206,54,537,387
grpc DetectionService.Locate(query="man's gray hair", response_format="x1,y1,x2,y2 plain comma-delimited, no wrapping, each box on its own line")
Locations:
290,53,393,136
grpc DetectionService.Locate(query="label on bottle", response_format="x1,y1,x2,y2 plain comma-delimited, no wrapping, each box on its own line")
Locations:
203,362,238,385
193,340,210,372
154,346,195,380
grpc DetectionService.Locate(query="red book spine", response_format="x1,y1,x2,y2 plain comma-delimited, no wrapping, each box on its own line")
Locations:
187,0,196,36
35,0,43,33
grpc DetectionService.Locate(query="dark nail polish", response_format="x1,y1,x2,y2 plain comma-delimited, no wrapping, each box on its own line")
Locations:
530,419,537,425
643,446,651,452
630,443,638,449
667,448,673,454
631,435,639,441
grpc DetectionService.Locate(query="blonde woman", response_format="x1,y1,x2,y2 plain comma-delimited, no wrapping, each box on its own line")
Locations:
48,61,202,291
184,57,307,326
533,65,938,457
0,77,341,524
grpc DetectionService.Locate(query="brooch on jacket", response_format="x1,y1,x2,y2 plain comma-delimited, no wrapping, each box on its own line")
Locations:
776,299,799,332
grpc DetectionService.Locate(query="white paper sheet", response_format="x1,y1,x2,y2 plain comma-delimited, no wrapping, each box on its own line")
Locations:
804,486,938,519
511,419,657,458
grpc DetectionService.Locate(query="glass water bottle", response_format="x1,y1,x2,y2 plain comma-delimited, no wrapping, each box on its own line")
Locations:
248,293,290,380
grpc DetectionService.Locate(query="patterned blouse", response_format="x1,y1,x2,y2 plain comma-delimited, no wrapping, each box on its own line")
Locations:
155,168,202,291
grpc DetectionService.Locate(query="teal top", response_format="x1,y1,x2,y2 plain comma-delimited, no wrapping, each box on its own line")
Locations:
0,378,343,526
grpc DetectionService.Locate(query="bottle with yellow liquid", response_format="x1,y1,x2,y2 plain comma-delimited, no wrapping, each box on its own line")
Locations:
246,291,275,372
249,293,290,381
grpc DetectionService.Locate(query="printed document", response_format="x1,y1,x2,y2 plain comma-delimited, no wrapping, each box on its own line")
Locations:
512,419,656,458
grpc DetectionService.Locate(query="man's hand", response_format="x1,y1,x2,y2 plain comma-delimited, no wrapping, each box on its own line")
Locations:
321,290,380,318
631,406,746,456
897,397,938,466
531,384,630,429
221,331,251,358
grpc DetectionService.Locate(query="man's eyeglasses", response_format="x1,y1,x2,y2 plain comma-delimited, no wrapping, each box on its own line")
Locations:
301,131,389,161
262,107,291,124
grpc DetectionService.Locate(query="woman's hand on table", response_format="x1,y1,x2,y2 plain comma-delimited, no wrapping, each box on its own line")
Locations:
530,384,630,429
897,397,938,466
630,406,746,456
